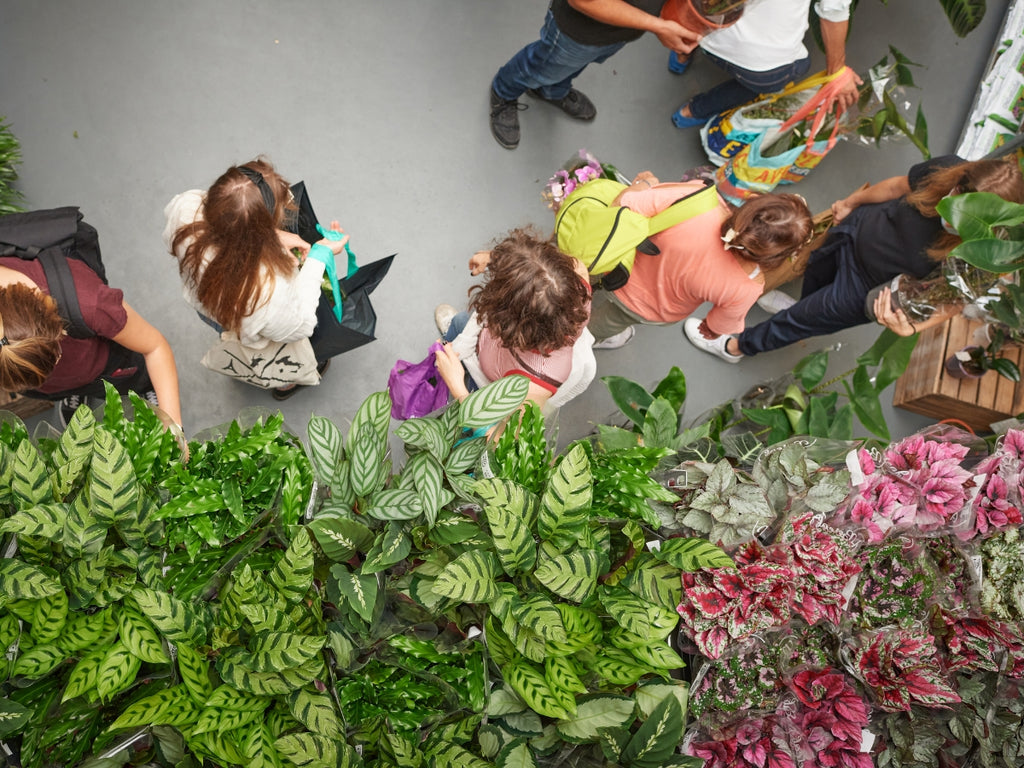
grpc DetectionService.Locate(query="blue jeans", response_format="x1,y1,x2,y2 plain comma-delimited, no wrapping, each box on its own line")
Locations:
736,228,874,357
492,10,627,101
688,51,811,120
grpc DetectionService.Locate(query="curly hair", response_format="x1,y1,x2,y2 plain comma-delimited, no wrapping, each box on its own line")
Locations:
720,193,813,270
171,157,298,333
903,157,1024,261
469,228,590,355
0,283,65,392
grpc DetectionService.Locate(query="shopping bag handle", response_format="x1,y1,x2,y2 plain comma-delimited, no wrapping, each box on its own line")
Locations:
778,66,858,152
315,224,360,321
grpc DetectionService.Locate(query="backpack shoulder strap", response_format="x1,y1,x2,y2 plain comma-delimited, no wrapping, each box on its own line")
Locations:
646,181,719,236
36,249,95,338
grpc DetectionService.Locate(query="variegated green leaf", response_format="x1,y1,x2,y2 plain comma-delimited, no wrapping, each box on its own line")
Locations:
289,687,342,738
275,731,338,768
539,444,591,539
307,414,344,488
62,502,106,558
407,451,448,526
592,647,654,686
30,589,68,643
428,511,482,545
307,514,373,562
361,522,411,574
555,693,635,743
460,375,529,430
0,559,60,600
0,698,31,739
241,604,298,633
634,681,689,720
484,504,536,576
626,642,685,670
474,478,538,530
64,557,106,609
396,417,448,461
130,586,205,645
217,650,320,696
535,550,601,603
620,694,683,768
0,613,18,650
118,606,169,664
0,503,66,540
248,631,324,672
349,390,392,444
108,683,201,730
511,595,566,643
502,660,570,719
12,440,52,506
176,642,215,704
433,550,501,603
57,609,107,652
446,436,486,475
62,646,106,701
497,737,537,768
545,656,586,695
189,729,247,767
426,739,493,768
242,720,285,768
622,559,683,610
330,564,378,623
650,537,734,571
600,588,677,640
349,422,387,499
90,428,139,524
96,641,142,702
269,528,314,603
192,703,262,735
12,642,65,678
365,488,423,521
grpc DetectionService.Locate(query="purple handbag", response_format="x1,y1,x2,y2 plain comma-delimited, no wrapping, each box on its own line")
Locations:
387,342,451,420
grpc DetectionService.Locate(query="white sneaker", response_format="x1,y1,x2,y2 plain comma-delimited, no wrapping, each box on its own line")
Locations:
434,303,458,336
593,326,636,350
683,317,742,363
757,289,797,313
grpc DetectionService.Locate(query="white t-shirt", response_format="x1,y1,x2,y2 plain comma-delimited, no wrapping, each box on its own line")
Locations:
699,0,851,72
162,190,326,349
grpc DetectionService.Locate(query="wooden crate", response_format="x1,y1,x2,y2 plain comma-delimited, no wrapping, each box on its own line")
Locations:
893,315,1024,432
0,391,52,420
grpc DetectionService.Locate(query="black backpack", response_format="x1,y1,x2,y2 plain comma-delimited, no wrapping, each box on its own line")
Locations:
0,207,107,338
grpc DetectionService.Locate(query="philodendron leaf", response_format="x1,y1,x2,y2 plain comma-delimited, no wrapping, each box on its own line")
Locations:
620,694,683,768
650,538,734,571
534,550,602,603
433,550,502,603
460,375,530,430
651,366,687,416
274,732,338,768
307,414,344,489
330,564,378,624
0,559,61,600
539,443,592,539
601,375,654,429
555,693,636,744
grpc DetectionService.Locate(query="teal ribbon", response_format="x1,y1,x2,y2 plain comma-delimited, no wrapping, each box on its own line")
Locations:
311,224,359,321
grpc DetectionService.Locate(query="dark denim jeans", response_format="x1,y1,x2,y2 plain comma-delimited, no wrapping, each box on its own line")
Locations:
736,229,874,357
688,51,811,120
492,10,627,101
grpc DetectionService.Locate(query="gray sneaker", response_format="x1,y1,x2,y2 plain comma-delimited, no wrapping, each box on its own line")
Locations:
490,88,525,149
526,88,596,121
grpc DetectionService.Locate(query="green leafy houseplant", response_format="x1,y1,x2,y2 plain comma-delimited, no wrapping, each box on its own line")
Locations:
0,117,25,215
946,337,1021,382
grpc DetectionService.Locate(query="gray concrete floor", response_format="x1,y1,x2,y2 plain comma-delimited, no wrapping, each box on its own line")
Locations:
0,0,1010,443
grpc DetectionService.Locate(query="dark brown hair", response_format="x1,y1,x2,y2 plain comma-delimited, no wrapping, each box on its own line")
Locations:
904,157,1024,261
171,157,298,333
0,284,65,392
469,228,590,355
720,193,813,270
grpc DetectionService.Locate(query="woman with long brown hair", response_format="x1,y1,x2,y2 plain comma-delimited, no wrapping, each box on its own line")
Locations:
163,158,349,398
684,155,1024,362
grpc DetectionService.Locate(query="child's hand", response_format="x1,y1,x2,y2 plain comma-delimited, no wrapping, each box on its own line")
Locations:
469,250,491,276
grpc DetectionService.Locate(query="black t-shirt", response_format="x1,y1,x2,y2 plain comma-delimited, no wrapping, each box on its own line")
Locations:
851,154,962,287
550,0,665,46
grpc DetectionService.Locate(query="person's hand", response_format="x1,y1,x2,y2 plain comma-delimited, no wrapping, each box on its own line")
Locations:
831,197,855,224
632,171,659,188
874,287,916,336
434,342,470,399
825,69,863,115
315,220,349,256
277,229,310,261
469,250,492,276
653,18,700,54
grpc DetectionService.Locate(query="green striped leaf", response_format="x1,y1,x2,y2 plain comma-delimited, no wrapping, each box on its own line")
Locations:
349,391,392,444
433,550,501,603
0,613,18,650
484,504,536,576
634,681,689,720
330,564,378,623
62,503,106,558
395,417,448,461
592,647,654,686
12,642,65,678
497,737,538,768
189,730,247,767
0,504,66,539
361,522,411,574
408,452,449,526
65,557,105,608
511,596,566,643
275,732,338,768
307,414,344,488
534,550,601,603
96,641,142,702
12,440,52,506
349,423,387,499
446,436,486,475
626,642,685,670
650,537,734,571
242,721,285,768
0,698,31,739
426,739,493,768
280,462,307,527
247,631,323,672
428,511,482,545
502,660,570,719
241,604,297,633
620,694,683,768
474,478,538,528
217,650,320,696
538,444,591,539
130,587,205,645
108,684,201,731
622,559,683,610
90,428,138,523
30,589,68,644
460,375,529,430
192,703,262,736
269,528,314,604
307,514,373,562
557,604,602,644
288,688,342,738
118,606,169,664
555,693,635,743
365,488,423,521
600,588,677,641
176,642,214,704
545,656,586,695
62,646,106,701
0,559,60,600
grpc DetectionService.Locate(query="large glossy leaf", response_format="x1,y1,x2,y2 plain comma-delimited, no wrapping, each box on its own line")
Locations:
534,550,601,603
459,375,530,430
485,503,536,576
0,559,61,600
307,414,344,488
118,606,169,664
793,350,829,389
845,366,889,440
601,376,653,429
650,538,733,572
556,693,635,743
269,528,314,603
12,440,52,506
651,366,687,416
308,514,374,562
538,443,592,539
90,428,139,524
433,550,501,603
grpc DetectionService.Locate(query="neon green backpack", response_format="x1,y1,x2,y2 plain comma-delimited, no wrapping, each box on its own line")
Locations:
554,178,719,290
